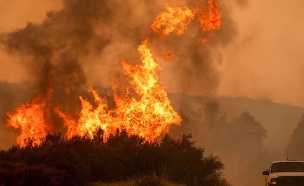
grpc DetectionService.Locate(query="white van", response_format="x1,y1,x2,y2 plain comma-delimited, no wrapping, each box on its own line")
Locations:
263,160,304,186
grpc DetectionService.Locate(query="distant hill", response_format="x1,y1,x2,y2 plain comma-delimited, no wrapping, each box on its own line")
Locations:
168,94,304,152
218,96,304,151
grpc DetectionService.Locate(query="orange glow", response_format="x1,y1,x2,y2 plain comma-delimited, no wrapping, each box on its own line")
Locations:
151,5,195,38
162,50,175,61
57,40,181,142
151,0,222,41
55,86,117,139
54,107,78,139
197,0,222,32
6,94,52,147
115,39,182,141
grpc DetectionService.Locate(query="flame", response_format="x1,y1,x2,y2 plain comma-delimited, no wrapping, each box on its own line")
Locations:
151,5,195,38
56,86,117,139
54,107,77,139
197,0,222,32
57,39,181,141
151,1,222,41
115,39,182,141
6,94,52,147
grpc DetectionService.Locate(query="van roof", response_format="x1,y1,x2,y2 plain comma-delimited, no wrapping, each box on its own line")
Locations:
272,160,304,163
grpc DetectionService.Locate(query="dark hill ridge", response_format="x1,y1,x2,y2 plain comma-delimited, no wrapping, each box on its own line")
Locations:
168,93,304,152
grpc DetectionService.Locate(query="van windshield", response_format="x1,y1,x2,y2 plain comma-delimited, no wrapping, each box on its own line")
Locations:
271,162,304,173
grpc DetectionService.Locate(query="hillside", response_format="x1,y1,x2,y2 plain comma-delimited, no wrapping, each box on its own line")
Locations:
169,93,304,152
168,94,304,186
218,96,304,152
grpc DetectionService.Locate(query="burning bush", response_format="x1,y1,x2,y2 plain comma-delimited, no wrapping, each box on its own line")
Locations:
0,130,230,186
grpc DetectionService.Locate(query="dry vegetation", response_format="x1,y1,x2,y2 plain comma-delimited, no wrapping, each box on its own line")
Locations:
0,130,230,186
92,180,186,186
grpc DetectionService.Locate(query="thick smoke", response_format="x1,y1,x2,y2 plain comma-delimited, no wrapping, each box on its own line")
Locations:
2,0,242,97
232,0,249,8
0,0,162,132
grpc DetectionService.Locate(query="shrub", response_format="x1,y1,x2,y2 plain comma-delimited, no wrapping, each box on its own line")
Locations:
0,161,64,186
0,131,230,186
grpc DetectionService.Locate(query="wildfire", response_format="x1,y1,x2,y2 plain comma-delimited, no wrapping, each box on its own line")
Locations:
6,94,52,147
56,40,181,142
197,0,222,32
151,5,195,38
115,39,182,141
56,86,117,139
152,0,222,41
5,0,222,147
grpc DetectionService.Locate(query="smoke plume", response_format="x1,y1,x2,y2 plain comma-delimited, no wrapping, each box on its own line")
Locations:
0,0,240,132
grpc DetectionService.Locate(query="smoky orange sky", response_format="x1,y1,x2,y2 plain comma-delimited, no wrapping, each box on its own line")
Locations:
217,0,304,107
1,0,304,108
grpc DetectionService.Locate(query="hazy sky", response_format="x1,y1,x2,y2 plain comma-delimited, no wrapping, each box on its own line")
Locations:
1,0,304,107
217,0,304,107
0,0,63,81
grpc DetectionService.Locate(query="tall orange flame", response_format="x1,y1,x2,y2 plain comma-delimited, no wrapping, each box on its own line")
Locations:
115,39,182,141
56,86,117,139
6,94,52,147
57,39,181,141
